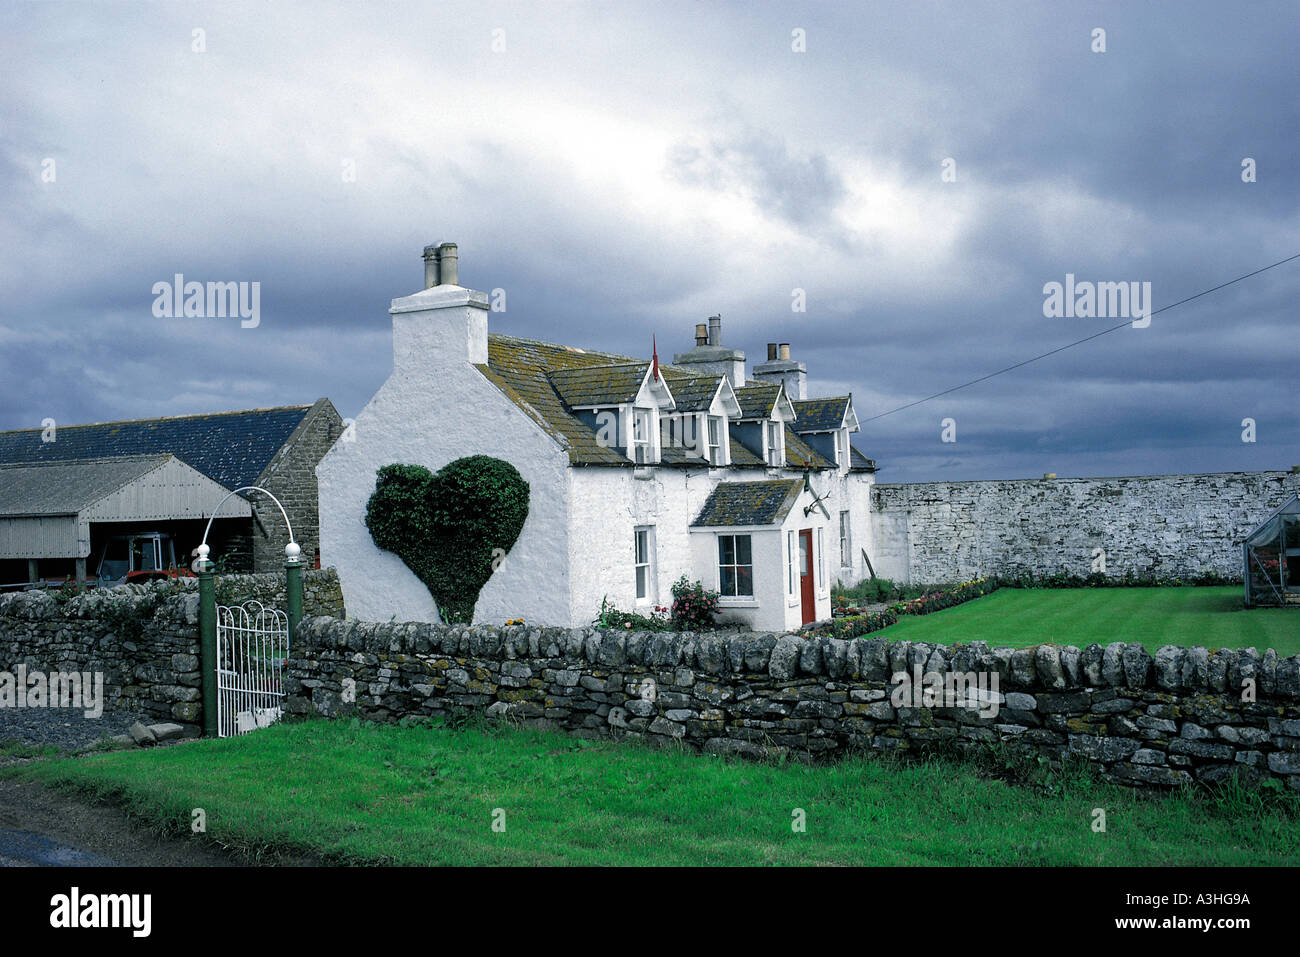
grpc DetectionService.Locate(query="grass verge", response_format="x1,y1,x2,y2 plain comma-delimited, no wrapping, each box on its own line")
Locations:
5,716,1299,866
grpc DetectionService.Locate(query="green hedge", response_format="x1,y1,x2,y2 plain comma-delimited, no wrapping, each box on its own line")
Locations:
365,457,529,624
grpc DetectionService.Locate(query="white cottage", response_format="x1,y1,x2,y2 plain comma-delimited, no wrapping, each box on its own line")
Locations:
318,243,878,630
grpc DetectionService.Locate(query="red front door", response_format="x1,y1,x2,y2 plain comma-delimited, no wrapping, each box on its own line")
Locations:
798,528,815,624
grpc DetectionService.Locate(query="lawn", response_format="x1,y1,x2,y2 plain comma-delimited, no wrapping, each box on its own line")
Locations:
7,717,1300,866
872,586,1300,654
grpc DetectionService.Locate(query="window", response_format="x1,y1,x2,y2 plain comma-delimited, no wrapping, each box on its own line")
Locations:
766,421,783,467
707,415,723,466
634,527,654,602
839,510,852,567
836,429,849,467
816,527,824,587
718,534,753,597
787,530,795,594
631,408,652,463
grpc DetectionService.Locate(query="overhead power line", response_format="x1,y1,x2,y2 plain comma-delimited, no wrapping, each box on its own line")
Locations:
860,251,1300,424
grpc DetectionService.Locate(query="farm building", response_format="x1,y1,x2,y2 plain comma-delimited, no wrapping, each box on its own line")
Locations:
0,400,344,586
0,455,251,587
1243,493,1300,607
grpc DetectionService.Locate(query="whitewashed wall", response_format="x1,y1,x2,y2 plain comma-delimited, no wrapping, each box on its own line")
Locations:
317,286,572,626
870,470,1300,584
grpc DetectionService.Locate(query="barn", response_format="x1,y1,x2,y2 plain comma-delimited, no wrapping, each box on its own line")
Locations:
0,400,344,586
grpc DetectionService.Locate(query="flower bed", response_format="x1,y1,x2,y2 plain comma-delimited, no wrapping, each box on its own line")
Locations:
809,576,998,639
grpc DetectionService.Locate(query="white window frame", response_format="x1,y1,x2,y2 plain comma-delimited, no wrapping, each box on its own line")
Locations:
839,510,852,568
836,429,849,467
631,408,652,464
766,421,783,467
786,530,795,595
816,526,825,594
634,526,655,604
717,533,754,598
706,415,724,466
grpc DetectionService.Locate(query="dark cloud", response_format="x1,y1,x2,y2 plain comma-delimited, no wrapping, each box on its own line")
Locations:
0,0,1296,482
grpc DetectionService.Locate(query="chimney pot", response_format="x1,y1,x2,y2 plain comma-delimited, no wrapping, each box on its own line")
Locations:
437,243,458,286
778,343,791,360
695,323,709,346
766,343,778,360
708,314,721,347
423,244,440,288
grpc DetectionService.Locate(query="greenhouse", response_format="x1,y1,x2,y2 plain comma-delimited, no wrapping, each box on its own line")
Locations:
1243,494,1300,607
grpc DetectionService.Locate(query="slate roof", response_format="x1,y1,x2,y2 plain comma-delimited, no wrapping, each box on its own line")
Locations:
733,382,782,420
477,334,865,471
0,455,173,517
659,368,724,412
791,396,850,433
547,363,652,407
691,479,804,527
850,446,878,472
783,427,834,469
0,406,312,491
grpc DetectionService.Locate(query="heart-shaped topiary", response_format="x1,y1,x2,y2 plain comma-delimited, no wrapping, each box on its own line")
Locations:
365,456,530,623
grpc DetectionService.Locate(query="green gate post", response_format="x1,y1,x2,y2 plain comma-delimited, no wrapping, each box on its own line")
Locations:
197,544,217,738
284,543,303,642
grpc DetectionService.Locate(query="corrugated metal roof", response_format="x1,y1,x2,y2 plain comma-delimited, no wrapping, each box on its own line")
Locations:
692,479,803,527
0,455,173,516
0,405,311,490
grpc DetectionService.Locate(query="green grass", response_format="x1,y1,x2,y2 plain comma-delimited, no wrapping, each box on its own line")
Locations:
0,738,62,760
6,717,1300,865
871,587,1300,654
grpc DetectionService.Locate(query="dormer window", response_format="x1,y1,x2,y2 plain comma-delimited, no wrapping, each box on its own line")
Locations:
835,429,849,467
765,421,784,467
706,415,724,466
631,408,653,463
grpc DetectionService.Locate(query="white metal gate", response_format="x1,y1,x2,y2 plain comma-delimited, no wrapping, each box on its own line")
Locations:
215,600,289,738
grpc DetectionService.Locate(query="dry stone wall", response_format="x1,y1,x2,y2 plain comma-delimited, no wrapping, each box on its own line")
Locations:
0,570,343,737
286,617,1300,790
870,470,1300,584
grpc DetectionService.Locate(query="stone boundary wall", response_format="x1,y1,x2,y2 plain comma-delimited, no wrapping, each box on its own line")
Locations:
0,569,343,736
286,618,1300,790
870,469,1300,584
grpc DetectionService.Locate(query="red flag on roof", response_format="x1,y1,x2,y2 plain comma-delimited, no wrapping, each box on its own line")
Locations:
652,335,660,380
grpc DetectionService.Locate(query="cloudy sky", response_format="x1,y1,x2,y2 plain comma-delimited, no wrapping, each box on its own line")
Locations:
2,1,1296,482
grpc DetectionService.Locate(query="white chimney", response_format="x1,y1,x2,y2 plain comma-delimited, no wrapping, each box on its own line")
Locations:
751,341,807,400
392,241,488,374
672,314,745,387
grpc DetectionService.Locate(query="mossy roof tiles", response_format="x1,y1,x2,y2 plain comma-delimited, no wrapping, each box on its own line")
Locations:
478,334,848,470
791,396,850,433
691,479,804,527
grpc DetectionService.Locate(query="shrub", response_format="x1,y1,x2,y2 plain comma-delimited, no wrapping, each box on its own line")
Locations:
365,457,530,624
670,576,720,631
593,597,673,632
996,567,1243,589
